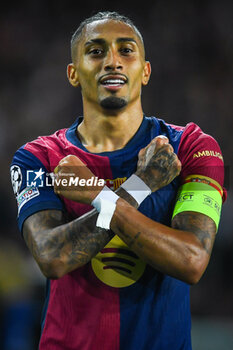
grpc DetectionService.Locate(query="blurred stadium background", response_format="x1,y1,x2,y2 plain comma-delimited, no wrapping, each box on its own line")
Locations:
0,1,233,349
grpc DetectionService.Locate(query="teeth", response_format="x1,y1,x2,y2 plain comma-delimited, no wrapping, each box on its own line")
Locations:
103,79,125,85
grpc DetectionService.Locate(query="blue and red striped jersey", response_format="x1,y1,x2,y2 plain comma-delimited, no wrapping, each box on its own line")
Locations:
10,116,226,350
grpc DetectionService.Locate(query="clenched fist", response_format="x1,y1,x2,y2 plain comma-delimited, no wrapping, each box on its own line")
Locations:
135,136,181,192
54,155,104,204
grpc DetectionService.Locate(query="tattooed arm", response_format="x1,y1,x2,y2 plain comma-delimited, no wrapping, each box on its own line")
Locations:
23,208,110,279
57,136,216,284
23,187,137,280
108,137,217,284
110,202,216,285
23,135,215,284
23,136,176,280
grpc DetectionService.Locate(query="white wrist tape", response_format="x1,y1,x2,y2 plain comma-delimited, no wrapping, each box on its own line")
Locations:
120,174,151,205
92,186,119,229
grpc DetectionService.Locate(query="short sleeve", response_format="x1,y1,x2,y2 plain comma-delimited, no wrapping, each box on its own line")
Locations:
10,146,64,233
177,123,227,202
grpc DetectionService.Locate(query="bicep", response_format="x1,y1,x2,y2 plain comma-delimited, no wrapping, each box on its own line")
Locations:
171,211,216,256
171,172,224,257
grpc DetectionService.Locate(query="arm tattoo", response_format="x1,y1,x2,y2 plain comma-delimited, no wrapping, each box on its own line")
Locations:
23,188,138,277
23,208,114,277
127,231,144,249
172,211,216,255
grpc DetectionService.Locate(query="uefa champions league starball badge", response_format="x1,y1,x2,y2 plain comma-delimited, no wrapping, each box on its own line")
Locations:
10,165,22,196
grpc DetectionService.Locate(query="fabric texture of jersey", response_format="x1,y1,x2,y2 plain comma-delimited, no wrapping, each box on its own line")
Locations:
10,116,226,350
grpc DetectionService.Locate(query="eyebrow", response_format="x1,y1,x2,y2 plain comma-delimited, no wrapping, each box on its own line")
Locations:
84,37,137,46
117,37,137,44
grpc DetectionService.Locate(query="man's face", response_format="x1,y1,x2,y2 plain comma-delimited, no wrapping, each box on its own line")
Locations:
68,19,151,111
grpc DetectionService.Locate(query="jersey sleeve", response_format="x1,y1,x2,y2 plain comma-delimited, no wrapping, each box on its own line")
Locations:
10,146,64,233
177,122,226,202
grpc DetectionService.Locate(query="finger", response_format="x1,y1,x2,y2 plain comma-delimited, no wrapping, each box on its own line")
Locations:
175,158,182,174
151,135,169,145
169,144,174,152
56,155,85,169
54,165,60,174
145,142,156,160
58,156,72,167
169,154,181,174
138,147,146,158
162,143,174,153
63,155,86,166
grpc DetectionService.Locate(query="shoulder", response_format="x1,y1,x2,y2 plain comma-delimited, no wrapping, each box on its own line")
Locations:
24,127,68,155
176,122,225,192
146,117,226,199
179,122,220,147
12,127,69,169
178,122,224,165
10,130,67,232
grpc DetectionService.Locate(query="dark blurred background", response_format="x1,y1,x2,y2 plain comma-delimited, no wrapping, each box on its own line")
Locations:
1,1,233,349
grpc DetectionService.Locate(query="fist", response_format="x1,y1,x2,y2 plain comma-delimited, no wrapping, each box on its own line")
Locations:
53,155,104,204
135,136,181,192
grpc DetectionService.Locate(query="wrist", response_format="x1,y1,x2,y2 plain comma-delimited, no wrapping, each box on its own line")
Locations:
135,170,149,187
89,184,105,204
120,174,152,205
115,187,139,208
91,186,119,229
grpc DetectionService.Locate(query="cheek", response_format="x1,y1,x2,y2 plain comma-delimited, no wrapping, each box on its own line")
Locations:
78,73,98,97
77,60,100,89
130,66,144,91
130,60,145,82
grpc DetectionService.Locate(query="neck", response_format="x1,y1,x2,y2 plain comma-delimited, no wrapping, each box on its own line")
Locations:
77,99,144,153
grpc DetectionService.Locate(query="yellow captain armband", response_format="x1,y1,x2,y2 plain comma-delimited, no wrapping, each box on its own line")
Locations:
172,175,223,230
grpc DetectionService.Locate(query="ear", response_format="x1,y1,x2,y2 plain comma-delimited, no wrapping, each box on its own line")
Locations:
142,61,151,86
67,63,79,87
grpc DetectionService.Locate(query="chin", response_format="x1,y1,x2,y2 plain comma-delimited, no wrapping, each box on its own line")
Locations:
100,96,127,110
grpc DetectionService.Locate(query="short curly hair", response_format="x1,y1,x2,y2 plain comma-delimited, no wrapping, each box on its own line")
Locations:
70,11,144,61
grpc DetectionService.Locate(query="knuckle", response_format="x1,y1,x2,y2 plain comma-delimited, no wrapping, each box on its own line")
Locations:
161,143,171,153
167,143,174,151
156,135,168,141
169,144,174,152
155,138,163,146
174,159,181,173
66,154,75,160
138,148,145,157
60,155,75,164
156,135,169,144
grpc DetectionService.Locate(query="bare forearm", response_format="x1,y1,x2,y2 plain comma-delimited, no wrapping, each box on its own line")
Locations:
24,208,114,278
43,135,180,279
23,188,138,278
110,198,214,284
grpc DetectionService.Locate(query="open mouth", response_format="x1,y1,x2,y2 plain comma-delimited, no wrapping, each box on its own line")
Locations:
99,75,128,90
101,78,125,86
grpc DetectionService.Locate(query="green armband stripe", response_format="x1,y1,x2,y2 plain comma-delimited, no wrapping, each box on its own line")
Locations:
172,182,222,230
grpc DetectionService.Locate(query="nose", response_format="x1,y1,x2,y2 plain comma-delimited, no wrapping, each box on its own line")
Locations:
104,49,123,71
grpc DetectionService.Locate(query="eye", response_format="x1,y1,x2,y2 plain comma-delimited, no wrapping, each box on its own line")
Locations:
88,48,104,56
120,47,134,55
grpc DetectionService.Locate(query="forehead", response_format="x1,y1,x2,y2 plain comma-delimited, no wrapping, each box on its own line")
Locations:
80,19,143,50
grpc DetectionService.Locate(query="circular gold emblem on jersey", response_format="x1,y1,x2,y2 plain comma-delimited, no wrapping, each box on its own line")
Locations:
91,236,146,288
